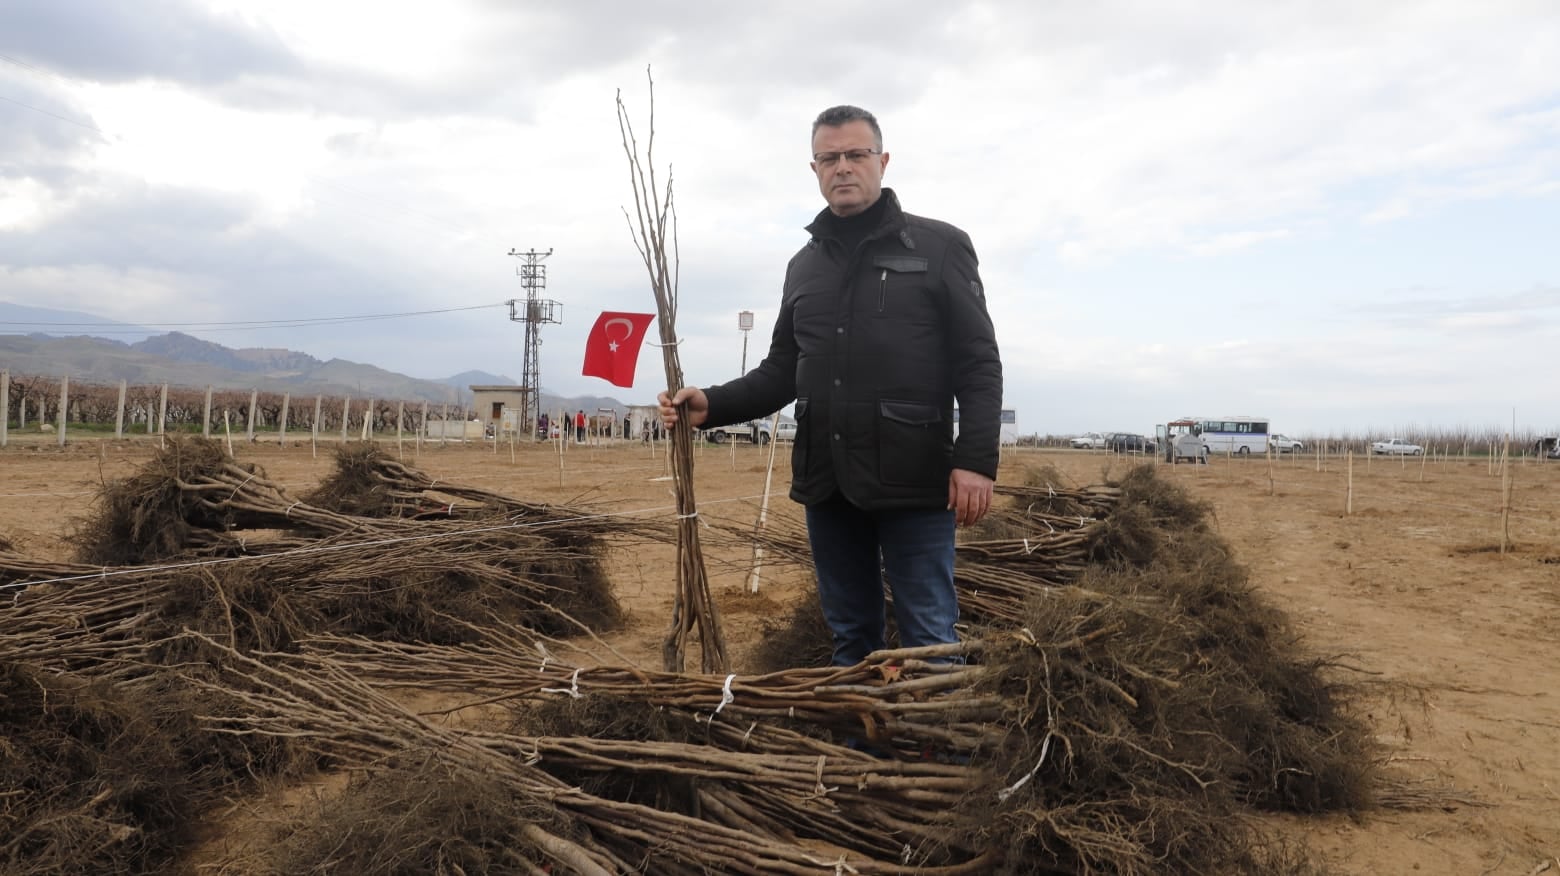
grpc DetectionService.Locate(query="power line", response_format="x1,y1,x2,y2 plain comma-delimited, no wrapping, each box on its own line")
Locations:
0,92,106,135
0,53,109,134
0,51,69,82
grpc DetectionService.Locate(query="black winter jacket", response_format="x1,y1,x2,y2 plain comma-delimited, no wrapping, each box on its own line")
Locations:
703,189,1003,509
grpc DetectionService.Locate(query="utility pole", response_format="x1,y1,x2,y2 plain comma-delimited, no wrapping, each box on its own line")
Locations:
507,248,560,440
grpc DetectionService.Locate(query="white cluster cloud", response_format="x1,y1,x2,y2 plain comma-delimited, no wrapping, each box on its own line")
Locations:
2,0,1558,435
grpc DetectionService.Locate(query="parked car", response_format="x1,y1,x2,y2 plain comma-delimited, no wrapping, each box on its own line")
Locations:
774,421,798,442
1371,438,1424,456
1269,434,1305,453
1069,431,1107,449
1107,432,1156,454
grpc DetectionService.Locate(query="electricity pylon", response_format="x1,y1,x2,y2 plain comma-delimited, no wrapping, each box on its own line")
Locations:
506,248,560,438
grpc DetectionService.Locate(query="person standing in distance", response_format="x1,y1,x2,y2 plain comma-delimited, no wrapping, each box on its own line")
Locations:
659,105,1003,666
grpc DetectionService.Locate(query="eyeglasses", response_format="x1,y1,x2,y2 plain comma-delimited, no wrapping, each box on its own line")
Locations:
812,148,882,168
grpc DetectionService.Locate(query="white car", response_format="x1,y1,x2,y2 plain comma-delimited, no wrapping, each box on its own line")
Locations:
774,422,798,442
1269,434,1305,453
1069,432,1107,450
1371,438,1424,456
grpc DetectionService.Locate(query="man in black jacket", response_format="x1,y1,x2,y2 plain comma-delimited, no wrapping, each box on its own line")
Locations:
659,105,1003,666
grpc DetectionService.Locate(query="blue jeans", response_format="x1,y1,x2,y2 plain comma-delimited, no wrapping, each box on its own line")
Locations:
805,493,959,666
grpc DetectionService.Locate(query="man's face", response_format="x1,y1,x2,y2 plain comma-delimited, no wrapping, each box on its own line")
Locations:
811,119,889,217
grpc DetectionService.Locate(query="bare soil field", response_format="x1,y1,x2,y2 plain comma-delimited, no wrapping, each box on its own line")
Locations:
2,435,1556,874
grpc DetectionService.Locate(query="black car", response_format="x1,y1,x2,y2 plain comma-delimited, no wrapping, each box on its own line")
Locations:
1107,432,1156,454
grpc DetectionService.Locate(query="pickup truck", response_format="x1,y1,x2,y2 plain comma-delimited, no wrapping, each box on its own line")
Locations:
702,420,772,445
1371,438,1424,456
1069,432,1107,450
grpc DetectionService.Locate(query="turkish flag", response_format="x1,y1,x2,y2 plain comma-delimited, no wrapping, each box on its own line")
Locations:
582,311,656,388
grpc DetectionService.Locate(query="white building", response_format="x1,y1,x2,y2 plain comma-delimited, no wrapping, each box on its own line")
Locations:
469,385,527,436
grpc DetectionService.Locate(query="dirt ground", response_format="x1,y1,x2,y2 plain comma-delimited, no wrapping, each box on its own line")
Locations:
2,434,1556,874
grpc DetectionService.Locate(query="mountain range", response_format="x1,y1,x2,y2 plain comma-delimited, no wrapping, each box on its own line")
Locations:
0,301,621,411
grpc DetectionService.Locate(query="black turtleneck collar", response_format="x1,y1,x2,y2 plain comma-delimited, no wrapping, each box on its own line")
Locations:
809,188,898,255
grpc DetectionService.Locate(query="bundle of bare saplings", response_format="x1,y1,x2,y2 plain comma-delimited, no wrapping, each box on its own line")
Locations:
184,466,1407,875
0,439,645,875
0,450,1430,874
3,439,630,672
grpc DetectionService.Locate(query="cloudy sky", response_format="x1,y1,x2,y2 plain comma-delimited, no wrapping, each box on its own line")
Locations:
2,0,1558,436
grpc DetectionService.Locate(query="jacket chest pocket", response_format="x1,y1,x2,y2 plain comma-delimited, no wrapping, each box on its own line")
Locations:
870,255,934,319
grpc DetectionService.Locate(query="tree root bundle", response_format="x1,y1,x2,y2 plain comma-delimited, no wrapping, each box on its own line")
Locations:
4,438,628,676
1,525,622,679
304,442,672,545
73,437,345,564
189,634,994,874
74,440,650,602
193,571,1377,876
0,662,197,875
713,497,1113,632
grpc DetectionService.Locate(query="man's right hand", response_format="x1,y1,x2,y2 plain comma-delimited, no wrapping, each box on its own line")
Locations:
657,387,709,430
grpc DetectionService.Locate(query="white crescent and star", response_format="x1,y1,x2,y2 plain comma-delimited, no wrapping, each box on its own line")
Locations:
603,317,636,353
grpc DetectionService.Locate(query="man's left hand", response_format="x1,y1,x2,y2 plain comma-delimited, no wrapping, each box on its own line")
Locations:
948,468,994,528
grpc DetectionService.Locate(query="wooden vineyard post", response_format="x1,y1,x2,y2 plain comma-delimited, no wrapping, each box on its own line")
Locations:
1420,444,1427,482
203,386,213,438
440,403,449,447
396,401,404,457
157,383,168,449
1500,434,1512,555
1346,450,1353,515
618,71,728,673
1266,442,1274,496
341,397,351,444
246,389,258,443
0,369,8,448
748,412,783,593
56,376,68,447
114,379,126,439
278,394,290,446
223,411,234,456
418,401,427,457
362,399,373,442
312,396,322,459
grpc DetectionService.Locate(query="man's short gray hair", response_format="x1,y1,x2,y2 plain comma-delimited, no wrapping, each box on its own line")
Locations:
812,105,882,149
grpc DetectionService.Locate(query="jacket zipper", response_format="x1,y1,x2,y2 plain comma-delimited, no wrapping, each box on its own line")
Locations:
877,269,888,312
